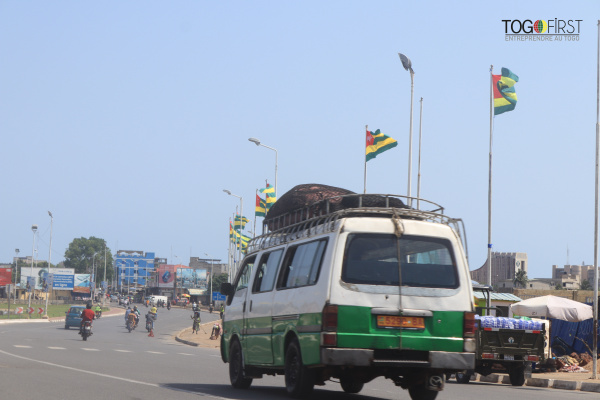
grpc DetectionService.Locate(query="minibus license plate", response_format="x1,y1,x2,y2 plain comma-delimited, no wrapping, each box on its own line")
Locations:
377,316,425,329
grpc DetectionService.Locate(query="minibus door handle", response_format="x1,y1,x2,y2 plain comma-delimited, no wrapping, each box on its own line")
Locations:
243,301,246,313
249,300,253,312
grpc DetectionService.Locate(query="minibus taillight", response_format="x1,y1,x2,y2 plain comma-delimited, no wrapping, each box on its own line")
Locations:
463,312,476,338
322,304,338,332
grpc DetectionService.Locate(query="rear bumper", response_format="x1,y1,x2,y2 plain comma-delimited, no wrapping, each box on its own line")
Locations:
321,348,475,370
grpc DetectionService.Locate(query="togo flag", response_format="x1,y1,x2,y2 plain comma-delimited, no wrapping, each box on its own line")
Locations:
366,129,397,162
493,68,519,115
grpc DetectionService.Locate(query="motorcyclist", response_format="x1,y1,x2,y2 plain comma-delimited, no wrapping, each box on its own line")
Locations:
132,306,140,327
191,311,201,334
146,307,157,331
80,302,95,334
166,301,171,310
94,304,102,318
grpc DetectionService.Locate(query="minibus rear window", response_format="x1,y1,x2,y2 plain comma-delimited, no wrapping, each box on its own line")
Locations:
342,234,459,289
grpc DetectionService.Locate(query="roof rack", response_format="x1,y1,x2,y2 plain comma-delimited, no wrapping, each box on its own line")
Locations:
248,194,469,261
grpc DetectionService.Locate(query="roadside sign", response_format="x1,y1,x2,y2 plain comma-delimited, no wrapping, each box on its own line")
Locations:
212,292,227,302
27,307,34,314
15,307,23,314
38,308,44,314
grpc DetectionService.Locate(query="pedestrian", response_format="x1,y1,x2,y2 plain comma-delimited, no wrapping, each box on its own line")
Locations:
220,305,224,320
191,311,201,334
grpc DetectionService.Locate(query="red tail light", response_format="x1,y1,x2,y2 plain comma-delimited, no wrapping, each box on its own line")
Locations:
322,304,338,332
463,312,476,338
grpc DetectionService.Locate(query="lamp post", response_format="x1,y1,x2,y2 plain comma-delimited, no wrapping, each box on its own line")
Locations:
14,248,19,304
92,252,99,302
103,245,107,305
28,225,38,308
399,53,415,208
248,138,278,198
224,189,243,279
205,252,214,307
46,211,53,315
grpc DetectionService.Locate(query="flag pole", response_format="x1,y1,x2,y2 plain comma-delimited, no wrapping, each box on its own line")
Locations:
364,125,368,194
487,65,494,289
592,19,599,380
417,98,423,210
253,189,258,238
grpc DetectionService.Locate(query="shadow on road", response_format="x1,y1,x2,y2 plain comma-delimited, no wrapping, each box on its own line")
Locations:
161,383,387,399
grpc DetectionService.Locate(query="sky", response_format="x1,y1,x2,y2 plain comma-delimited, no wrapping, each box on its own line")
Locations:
1,1,599,280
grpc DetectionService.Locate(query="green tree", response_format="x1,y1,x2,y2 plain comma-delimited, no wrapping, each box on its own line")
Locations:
63,237,115,286
580,279,593,291
555,282,564,290
208,273,229,295
513,269,528,288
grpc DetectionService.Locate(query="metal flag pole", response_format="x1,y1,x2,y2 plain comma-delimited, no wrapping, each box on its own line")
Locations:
364,125,368,194
417,98,423,210
487,65,494,288
593,19,599,380
399,53,415,207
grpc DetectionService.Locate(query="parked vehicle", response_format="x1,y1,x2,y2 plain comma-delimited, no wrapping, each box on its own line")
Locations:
64,306,86,329
454,285,546,386
80,320,93,341
220,189,476,400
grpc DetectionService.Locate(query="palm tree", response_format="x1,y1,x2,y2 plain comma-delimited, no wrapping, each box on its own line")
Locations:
513,269,528,288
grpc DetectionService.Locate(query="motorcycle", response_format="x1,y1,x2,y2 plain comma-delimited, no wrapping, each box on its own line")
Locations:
146,319,153,332
95,310,102,319
80,321,93,341
167,302,171,311
127,315,137,332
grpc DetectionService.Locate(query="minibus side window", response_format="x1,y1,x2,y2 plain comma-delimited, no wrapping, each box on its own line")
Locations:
252,249,283,293
278,239,327,289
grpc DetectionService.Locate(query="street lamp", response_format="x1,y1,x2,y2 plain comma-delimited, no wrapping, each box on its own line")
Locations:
13,248,19,304
248,138,278,198
399,52,415,208
223,189,243,280
28,225,38,308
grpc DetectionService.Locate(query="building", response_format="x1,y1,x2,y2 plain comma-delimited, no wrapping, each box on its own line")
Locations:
470,252,528,287
115,250,155,293
552,264,595,289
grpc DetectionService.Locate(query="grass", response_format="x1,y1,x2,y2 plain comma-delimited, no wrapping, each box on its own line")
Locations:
0,303,110,319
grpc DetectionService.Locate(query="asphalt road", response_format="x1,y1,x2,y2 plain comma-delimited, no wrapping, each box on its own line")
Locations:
0,306,597,400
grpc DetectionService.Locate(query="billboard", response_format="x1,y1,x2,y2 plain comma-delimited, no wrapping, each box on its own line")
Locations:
176,268,207,290
20,267,75,290
158,264,175,288
0,268,11,286
73,274,91,294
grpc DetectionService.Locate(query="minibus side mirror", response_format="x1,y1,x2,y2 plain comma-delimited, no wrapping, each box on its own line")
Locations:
221,283,233,297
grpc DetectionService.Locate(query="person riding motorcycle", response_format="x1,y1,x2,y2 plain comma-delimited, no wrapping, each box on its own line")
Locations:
94,304,102,318
146,307,157,331
132,306,140,327
80,302,95,334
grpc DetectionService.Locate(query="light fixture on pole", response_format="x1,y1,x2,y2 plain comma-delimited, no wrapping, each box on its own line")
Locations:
248,138,278,198
223,189,243,279
28,224,38,308
399,52,415,208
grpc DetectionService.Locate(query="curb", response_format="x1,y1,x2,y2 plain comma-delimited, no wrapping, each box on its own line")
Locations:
474,373,600,392
175,322,217,347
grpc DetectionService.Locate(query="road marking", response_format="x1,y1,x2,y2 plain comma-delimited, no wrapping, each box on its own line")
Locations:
48,347,66,350
81,348,100,351
0,348,235,400
14,345,31,348
114,349,132,353
178,353,194,356
146,351,164,354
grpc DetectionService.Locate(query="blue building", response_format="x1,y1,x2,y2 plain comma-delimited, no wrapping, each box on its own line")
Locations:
115,250,155,292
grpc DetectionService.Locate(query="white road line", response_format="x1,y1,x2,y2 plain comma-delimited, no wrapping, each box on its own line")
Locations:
146,351,164,354
14,345,31,348
178,353,194,356
81,348,100,351
114,349,132,353
0,348,234,400
48,347,66,350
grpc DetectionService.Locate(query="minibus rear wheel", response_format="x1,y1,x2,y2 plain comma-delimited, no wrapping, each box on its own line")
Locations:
284,338,314,398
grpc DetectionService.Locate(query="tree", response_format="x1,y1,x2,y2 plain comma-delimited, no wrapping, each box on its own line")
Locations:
555,282,564,290
208,273,229,294
63,237,115,286
513,269,528,289
580,279,593,291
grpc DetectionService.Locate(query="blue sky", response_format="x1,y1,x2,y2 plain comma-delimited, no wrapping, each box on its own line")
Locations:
1,1,599,280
